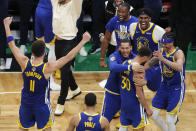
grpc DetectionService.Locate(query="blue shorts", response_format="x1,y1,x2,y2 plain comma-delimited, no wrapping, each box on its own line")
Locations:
152,82,185,114
35,7,55,45
18,104,54,130
101,91,121,122
120,107,150,129
146,65,161,91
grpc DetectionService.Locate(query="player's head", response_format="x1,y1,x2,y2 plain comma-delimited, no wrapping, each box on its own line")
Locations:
137,8,152,30
31,40,46,58
115,0,124,7
119,39,132,58
117,2,130,21
161,32,176,52
85,93,97,107
137,47,152,65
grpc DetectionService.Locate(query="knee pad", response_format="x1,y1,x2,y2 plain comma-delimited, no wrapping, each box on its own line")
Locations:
166,114,176,125
118,127,128,131
151,108,160,120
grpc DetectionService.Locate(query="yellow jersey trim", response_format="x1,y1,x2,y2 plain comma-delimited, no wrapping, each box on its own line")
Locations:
30,60,43,67
134,115,150,129
152,25,158,44
83,112,99,116
17,120,34,130
131,23,138,38
173,49,182,62
42,63,47,73
99,116,103,124
167,102,180,115
79,113,81,121
139,23,154,34
45,35,56,45
25,60,28,69
105,89,120,95
38,115,54,131
165,48,177,58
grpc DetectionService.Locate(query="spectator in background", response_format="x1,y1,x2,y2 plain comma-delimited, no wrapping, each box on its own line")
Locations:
87,0,106,55
125,0,143,11
51,0,83,116
165,0,196,58
35,0,61,91
143,0,162,24
19,0,39,54
0,0,8,70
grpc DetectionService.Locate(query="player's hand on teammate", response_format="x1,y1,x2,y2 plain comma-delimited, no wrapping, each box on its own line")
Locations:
153,50,164,61
165,26,172,32
132,64,145,73
82,32,91,43
4,17,13,27
100,59,108,68
133,71,146,86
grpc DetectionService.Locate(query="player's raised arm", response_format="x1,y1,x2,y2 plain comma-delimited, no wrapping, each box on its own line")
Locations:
4,17,28,71
45,32,91,74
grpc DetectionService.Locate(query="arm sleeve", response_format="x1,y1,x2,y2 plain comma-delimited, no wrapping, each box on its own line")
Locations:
153,25,166,42
109,54,131,72
72,0,83,18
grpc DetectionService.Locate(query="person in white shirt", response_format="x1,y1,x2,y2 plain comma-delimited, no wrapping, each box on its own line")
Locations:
51,0,83,116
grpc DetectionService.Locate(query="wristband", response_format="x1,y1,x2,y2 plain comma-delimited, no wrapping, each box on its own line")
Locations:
128,65,132,71
7,36,14,43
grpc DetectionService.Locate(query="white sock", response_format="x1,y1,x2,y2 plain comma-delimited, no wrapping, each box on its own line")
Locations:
118,127,128,131
151,109,168,131
166,114,176,131
48,45,56,61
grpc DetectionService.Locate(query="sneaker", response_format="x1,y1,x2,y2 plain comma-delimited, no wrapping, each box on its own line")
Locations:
79,47,87,56
66,87,82,100
88,45,101,54
50,82,61,91
55,104,64,116
0,58,6,70
20,45,27,54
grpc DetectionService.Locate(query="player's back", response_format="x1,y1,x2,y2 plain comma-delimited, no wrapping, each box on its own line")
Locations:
76,112,103,131
21,60,49,106
120,60,141,117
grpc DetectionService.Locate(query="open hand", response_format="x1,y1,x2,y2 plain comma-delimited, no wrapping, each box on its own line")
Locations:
4,17,13,27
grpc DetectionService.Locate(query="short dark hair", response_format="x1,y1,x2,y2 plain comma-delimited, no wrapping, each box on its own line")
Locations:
119,39,132,46
162,32,176,46
138,47,152,57
119,2,130,11
31,40,46,57
85,93,97,107
137,8,152,17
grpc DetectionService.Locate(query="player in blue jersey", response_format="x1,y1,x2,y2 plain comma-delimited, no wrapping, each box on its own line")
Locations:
100,2,138,68
4,17,91,131
35,0,60,91
145,32,185,131
129,8,165,91
101,39,145,123
66,93,110,131
119,47,153,131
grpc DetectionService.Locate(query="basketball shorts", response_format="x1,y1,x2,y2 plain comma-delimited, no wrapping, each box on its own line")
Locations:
101,91,121,122
35,7,55,45
18,103,54,130
152,82,185,114
146,65,161,91
120,106,150,129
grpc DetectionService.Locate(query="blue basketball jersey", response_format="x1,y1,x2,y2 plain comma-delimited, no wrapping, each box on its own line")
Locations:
132,23,158,54
106,16,138,48
21,60,50,106
161,48,185,86
76,112,102,131
105,51,136,94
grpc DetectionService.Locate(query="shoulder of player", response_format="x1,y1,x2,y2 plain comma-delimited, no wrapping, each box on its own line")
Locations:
174,49,185,59
100,116,109,128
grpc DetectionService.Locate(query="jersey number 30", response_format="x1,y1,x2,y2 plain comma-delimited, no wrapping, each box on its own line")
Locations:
121,76,131,91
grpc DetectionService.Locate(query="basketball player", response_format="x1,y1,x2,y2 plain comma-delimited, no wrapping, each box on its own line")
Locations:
119,47,153,131
129,8,165,91
35,0,60,90
147,32,185,131
102,39,145,123
66,93,110,131
4,17,91,131
100,2,138,68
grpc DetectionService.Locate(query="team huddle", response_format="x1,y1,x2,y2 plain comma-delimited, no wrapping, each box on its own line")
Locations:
3,1,185,131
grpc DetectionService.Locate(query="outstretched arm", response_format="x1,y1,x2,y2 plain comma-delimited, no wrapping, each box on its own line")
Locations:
45,32,91,74
4,17,28,72
144,57,159,70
